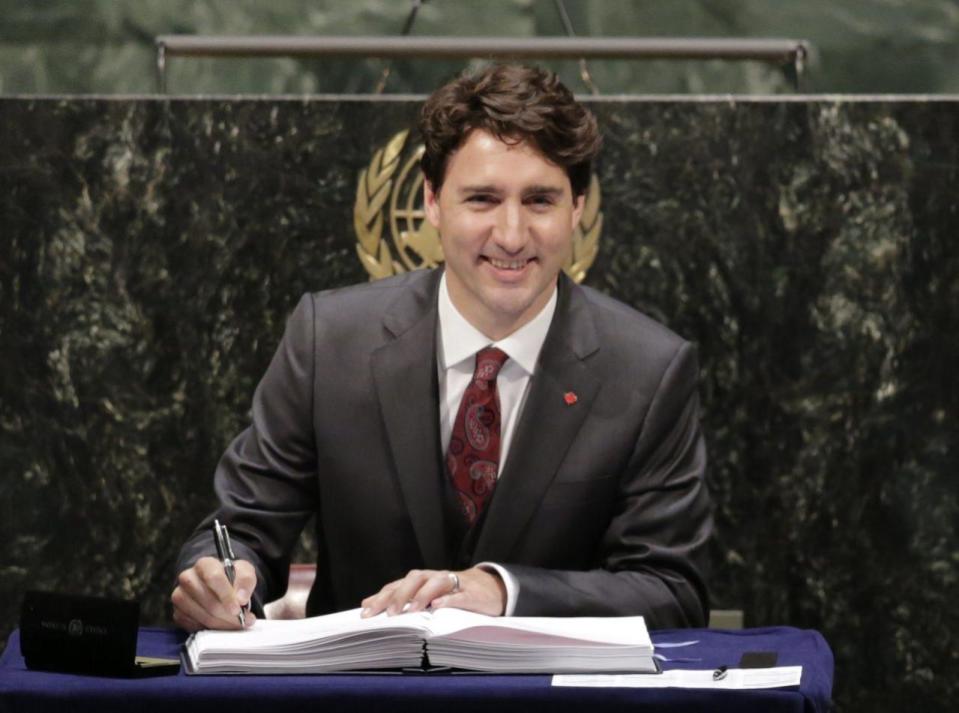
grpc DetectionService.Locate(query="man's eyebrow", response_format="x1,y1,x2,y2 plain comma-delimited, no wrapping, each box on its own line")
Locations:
456,184,566,195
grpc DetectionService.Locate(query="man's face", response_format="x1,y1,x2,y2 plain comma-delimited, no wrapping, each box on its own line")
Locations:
424,129,585,340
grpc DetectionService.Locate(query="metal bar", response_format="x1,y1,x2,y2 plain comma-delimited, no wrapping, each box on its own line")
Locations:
154,35,811,93
155,35,808,62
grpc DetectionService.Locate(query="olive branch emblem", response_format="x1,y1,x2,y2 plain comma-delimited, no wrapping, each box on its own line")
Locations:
354,129,602,282
564,173,603,284
354,130,410,280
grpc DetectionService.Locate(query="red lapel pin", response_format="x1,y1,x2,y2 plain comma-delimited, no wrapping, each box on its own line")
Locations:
564,391,578,406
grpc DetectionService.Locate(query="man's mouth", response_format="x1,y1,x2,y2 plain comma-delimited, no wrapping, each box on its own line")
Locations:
486,257,532,271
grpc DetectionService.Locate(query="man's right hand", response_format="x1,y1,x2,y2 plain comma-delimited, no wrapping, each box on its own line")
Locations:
171,556,257,632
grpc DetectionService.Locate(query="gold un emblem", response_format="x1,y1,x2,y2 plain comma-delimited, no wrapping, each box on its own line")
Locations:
354,129,603,282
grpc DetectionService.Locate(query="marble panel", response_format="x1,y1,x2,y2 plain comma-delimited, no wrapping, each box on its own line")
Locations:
1,96,956,711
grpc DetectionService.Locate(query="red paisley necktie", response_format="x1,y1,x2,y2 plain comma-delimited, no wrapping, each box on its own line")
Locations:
446,347,510,526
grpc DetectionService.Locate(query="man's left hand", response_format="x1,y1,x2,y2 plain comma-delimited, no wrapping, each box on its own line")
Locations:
361,567,506,618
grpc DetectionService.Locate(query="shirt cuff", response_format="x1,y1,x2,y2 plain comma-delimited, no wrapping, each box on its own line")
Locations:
476,562,519,617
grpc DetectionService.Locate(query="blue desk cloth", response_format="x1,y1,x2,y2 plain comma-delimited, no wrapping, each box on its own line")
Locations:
0,626,833,713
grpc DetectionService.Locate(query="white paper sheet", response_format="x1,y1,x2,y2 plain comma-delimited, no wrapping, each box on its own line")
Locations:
553,666,803,690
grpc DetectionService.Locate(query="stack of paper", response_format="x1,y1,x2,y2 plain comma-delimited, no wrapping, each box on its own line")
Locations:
185,609,425,673
184,607,656,675
424,611,656,673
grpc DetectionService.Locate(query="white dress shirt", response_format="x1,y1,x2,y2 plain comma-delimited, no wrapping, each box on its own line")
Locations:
437,274,557,467
436,272,558,615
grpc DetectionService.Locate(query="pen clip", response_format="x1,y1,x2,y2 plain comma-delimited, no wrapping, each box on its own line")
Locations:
221,525,238,561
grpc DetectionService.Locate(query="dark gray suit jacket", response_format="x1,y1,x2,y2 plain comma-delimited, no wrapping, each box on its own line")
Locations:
177,268,713,629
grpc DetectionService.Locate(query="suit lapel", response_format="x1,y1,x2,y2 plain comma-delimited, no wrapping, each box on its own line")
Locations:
473,276,602,562
370,270,450,569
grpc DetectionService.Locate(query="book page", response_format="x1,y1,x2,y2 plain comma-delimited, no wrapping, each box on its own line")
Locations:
425,609,652,648
190,607,433,651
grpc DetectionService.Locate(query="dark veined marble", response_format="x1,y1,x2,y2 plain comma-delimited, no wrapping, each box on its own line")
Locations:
1,97,956,712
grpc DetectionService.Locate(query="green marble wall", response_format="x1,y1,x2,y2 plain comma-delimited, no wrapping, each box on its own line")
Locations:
1,97,957,711
2,0,959,94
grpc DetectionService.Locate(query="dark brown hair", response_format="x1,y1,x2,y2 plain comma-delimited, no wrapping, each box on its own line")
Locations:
418,64,601,197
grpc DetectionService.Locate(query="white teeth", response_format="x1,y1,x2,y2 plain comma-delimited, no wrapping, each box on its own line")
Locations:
489,258,527,270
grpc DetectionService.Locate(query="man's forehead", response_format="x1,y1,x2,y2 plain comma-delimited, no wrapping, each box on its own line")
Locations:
445,129,570,187
458,127,543,157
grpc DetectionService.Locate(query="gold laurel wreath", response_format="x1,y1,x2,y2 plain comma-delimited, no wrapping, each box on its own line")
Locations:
354,129,410,280
354,129,602,283
564,173,603,284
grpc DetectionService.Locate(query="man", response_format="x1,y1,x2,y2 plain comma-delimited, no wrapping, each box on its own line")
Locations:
172,64,712,632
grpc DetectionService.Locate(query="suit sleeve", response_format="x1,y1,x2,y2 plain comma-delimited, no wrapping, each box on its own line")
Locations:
174,294,319,609
507,340,713,628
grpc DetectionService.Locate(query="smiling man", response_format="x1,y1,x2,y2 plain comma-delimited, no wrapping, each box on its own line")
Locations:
424,129,583,342
172,64,713,632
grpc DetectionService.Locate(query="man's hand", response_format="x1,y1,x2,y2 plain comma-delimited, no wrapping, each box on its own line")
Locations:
360,567,506,618
171,556,257,632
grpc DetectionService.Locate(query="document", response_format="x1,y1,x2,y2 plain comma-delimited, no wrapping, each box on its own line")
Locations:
553,665,803,689
184,607,656,674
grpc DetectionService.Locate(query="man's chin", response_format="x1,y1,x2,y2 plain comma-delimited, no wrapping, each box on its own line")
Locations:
478,287,553,331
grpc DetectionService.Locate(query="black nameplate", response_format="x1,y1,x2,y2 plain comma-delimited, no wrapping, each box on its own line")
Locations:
20,591,140,676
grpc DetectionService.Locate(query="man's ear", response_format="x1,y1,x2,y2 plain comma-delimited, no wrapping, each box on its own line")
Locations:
570,192,586,230
423,179,441,228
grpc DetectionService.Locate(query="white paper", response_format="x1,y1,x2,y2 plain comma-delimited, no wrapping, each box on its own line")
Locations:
553,666,803,690
186,607,656,674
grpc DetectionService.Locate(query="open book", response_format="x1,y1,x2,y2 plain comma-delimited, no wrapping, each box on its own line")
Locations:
184,607,657,674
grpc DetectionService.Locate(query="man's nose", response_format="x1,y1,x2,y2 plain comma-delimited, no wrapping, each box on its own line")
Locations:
493,202,526,254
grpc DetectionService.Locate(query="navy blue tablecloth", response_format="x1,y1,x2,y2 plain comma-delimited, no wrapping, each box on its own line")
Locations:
0,626,832,713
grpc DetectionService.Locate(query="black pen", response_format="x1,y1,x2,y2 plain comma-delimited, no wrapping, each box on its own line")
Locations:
213,519,247,628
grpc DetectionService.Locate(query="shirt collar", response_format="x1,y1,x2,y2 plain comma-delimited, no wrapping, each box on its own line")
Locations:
438,272,557,376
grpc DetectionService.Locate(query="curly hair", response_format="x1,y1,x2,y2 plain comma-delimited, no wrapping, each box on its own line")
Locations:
418,64,601,197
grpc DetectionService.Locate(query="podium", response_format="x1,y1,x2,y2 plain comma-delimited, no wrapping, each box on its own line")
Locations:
0,625,832,713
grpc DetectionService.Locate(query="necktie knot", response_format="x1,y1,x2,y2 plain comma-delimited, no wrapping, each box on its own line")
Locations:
472,347,509,385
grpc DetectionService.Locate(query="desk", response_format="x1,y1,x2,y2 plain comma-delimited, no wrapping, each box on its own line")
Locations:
0,626,832,713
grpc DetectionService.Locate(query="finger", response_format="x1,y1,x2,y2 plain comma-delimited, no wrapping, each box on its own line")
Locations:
176,569,239,629
171,580,240,630
175,566,243,628
407,571,458,613
195,557,244,616
384,570,432,615
361,579,401,606
363,570,432,616
176,564,234,622
233,560,257,608
360,580,402,616
360,579,403,606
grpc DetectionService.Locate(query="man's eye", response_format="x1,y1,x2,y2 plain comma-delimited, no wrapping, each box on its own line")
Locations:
527,195,555,207
467,195,495,204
